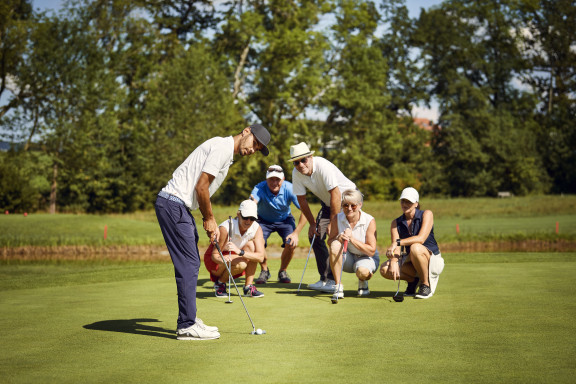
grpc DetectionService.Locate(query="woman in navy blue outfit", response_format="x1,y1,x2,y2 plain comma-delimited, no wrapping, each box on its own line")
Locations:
379,187,444,299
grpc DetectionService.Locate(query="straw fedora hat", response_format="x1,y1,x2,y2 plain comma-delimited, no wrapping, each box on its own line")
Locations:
288,142,315,162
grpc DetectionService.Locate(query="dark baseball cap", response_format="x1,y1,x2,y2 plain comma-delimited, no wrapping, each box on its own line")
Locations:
250,124,271,156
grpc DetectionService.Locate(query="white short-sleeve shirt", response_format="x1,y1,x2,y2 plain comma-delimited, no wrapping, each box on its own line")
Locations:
162,136,234,210
292,156,356,206
336,210,378,257
219,217,260,249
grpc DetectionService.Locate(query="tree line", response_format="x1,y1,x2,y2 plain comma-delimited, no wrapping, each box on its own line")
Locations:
0,0,574,213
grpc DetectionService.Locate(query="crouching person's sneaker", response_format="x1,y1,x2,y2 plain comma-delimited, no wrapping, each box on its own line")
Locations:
243,284,265,298
404,277,419,297
331,284,344,301
177,322,220,340
278,270,291,283
415,284,432,299
214,281,228,298
255,269,271,284
357,280,370,296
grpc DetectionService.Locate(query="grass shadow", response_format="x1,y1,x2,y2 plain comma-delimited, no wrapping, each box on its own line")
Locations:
83,318,174,339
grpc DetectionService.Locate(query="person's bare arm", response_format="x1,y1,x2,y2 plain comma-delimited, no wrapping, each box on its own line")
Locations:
195,172,218,242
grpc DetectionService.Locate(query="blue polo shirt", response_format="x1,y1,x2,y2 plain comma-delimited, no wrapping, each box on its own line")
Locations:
250,180,301,223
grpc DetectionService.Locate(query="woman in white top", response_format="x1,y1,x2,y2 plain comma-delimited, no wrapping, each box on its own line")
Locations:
204,200,266,298
327,190,380,300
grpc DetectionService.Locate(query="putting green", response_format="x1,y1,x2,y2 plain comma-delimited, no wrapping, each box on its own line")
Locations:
1,253,575,383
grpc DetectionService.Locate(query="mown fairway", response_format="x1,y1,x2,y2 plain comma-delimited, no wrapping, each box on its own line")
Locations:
1,254,575,383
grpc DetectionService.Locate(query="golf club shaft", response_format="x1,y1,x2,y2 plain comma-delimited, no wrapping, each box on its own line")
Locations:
297,210,323,293
228,216,232,303
214,241,256,331
335,240,348,302
394,246,404,296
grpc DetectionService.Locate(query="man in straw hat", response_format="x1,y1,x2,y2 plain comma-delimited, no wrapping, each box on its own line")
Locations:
288,142,357,292
155,124,270,340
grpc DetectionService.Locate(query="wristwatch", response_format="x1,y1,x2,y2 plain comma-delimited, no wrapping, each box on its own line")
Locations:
239,250,245,257
396,239,401,246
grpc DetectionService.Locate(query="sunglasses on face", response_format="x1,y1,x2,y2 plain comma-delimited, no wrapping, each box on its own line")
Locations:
342,203,358,209
293,157,308,166
240,214,257,222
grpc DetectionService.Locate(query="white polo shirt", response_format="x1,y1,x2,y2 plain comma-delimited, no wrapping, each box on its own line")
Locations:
219,217,260,249
292,156,356,206
162,136,234,210
336,210,378,257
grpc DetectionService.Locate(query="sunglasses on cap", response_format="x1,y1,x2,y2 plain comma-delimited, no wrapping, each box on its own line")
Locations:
268,166,283,173
293,157,309,166
240,214,257,222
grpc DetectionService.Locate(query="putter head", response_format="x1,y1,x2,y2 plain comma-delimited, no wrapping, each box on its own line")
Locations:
331,298,338,304
393,293,404,302
251,329,266,335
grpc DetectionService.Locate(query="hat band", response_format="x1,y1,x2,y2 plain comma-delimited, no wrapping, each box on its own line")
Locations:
289,152,313,161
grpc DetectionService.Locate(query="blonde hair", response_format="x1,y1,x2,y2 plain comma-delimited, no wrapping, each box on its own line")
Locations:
341,189,363,206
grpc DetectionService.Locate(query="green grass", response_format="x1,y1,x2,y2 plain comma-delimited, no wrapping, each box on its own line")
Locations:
1,195,575,249
1,254,575,383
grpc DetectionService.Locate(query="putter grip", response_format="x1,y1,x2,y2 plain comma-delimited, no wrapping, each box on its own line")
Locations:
342,240,348,253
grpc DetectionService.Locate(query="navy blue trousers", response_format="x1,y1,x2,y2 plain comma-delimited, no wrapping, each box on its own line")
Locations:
155,196,200,330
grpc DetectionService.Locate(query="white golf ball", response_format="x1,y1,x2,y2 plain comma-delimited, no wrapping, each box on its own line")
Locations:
256,328,262,335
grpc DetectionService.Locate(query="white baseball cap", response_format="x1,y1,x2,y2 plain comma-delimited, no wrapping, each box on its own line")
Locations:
266,165,284,179
399,187,419,203
238,200,258,219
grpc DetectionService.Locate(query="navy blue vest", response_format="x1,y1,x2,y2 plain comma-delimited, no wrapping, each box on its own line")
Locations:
396,209,440,255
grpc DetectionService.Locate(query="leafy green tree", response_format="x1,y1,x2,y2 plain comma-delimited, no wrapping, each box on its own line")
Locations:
414,0,550,196
518,0,576,193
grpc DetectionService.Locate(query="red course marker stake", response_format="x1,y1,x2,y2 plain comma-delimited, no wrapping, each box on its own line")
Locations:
556,222,559,234
104,225,108,240
456,224,460,235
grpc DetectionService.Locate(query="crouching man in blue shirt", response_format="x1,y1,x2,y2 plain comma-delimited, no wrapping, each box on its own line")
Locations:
250,165,307,284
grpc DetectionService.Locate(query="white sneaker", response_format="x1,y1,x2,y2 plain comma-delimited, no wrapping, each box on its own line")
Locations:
177,322,220,340
331,284,344,301
429,253,445,294
307,280,326,290
195,317,218,332
319,279,336,293
357,280,370,296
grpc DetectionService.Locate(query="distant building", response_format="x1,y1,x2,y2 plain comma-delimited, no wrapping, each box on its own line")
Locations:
413,118,434,131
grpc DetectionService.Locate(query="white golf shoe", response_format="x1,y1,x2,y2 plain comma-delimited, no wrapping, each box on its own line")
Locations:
177,322,220,340
307,280,327,290
319,279,337,293
195,317,219,332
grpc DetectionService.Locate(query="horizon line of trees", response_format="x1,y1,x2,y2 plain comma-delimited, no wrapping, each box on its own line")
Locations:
0,0,574,213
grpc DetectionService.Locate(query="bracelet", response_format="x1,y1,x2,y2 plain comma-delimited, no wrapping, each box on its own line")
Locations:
239,250,245,257
396,238,401,246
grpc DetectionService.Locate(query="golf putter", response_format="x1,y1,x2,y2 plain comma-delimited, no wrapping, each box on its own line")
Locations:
297,210,324,294
225,216,233,304
331,240,348,304
393,246,406,302
213,242,266,335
